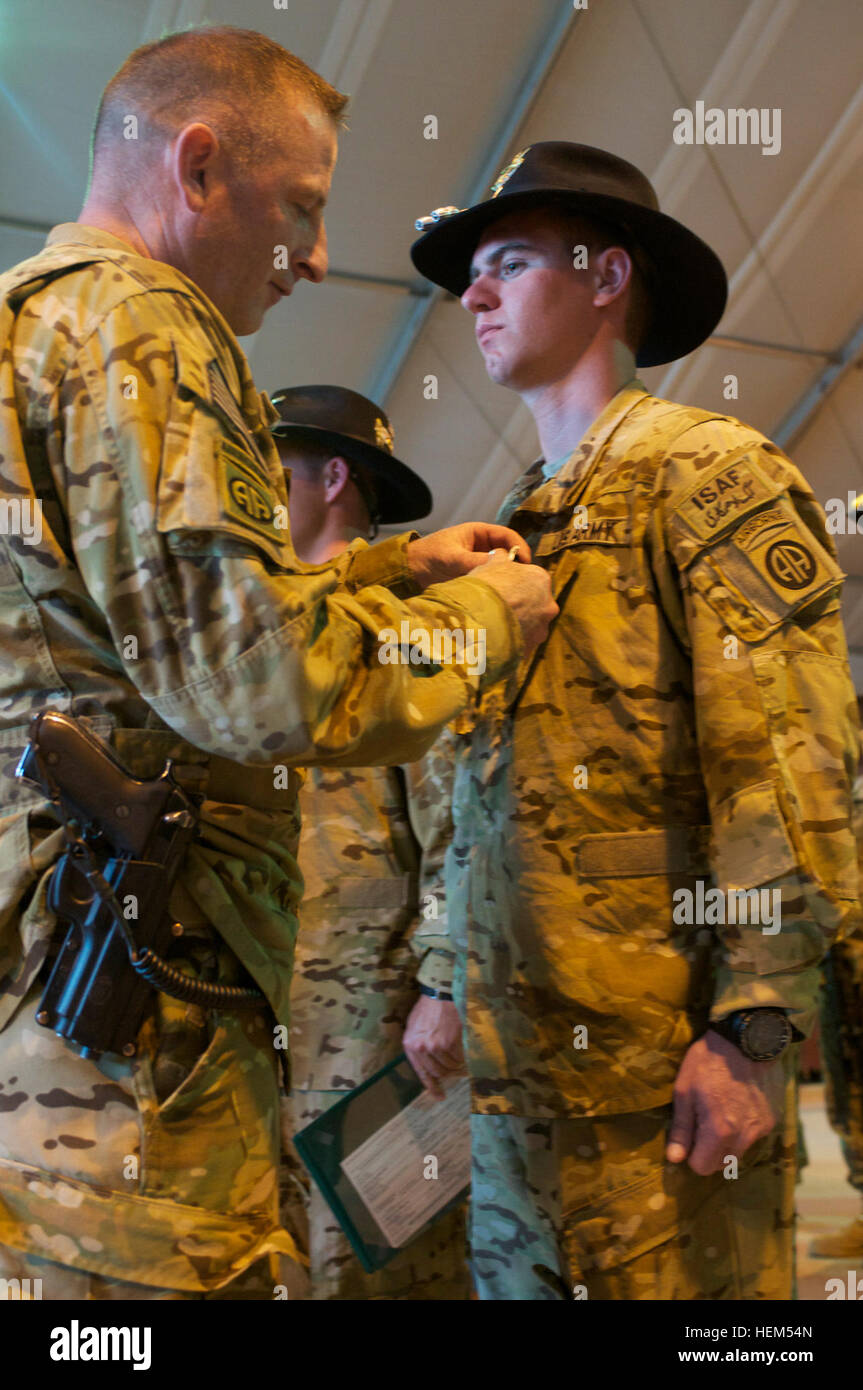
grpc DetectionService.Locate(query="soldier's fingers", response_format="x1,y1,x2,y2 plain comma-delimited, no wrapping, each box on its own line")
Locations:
406,1044,445,1079
459,548,509,572
685,1118,727,1174
736,1122,771,1155
410,1057,445,1099
427,1045,464,1068
666,1087,696,1164
418,1054,448,1080
687,1140,724,1176
467,523,531,561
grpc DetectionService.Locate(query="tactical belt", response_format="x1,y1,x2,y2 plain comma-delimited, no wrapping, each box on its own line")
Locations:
0,719,302,812
110,728,300,810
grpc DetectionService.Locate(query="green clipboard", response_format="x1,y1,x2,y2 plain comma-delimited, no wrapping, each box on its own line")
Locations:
292,1054,470,1273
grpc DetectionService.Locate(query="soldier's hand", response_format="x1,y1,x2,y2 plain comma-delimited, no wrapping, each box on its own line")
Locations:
403,994,464,1101
666,1030,785,1176
472,552,558,655
407,522,531,588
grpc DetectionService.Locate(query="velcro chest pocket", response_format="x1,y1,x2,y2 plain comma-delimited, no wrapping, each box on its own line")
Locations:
156,353,292,569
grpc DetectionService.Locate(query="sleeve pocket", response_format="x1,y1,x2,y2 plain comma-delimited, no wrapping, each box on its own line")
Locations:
711,780,797,890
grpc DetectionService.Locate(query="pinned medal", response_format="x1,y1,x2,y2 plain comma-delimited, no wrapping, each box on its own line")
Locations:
414,205,463,231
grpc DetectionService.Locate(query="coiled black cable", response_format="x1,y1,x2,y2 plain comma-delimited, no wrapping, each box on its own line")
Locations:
132,945,264,1008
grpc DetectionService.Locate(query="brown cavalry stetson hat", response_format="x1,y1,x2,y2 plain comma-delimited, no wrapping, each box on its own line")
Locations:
410,141,728,368
269,384,432,525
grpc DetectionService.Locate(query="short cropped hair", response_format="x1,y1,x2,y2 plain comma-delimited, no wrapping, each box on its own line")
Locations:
275,436,337,477
275,436,377,531
91,25,348,174
550,210,654,357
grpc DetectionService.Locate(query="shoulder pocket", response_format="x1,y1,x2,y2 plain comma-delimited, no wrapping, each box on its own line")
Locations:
156,352,292,569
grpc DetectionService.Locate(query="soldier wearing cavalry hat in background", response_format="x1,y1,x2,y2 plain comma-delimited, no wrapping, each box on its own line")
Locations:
271,387,470,1300
410,141,859,1300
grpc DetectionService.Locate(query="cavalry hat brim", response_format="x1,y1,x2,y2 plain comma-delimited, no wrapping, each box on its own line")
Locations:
271,420,432,525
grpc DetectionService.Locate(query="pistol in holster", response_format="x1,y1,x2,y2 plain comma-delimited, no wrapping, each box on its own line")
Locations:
15,710,263,1062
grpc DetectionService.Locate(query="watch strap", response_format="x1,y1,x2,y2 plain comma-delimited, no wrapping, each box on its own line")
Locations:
419,984,454,1001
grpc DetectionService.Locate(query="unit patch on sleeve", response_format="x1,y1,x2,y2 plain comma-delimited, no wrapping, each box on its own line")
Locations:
218,439,280,543
685,497,844,642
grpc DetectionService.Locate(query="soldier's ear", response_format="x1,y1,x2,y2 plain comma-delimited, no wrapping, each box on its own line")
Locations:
592,245,632,308
173,122,220,213
323,456,352,502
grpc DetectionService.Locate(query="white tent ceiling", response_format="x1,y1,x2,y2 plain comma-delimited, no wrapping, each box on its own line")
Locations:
2,0,862,677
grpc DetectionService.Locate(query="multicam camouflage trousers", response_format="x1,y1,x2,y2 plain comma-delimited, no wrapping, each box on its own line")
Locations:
280,1090,471,1300
469,1054,798,1301
0,966,306,1300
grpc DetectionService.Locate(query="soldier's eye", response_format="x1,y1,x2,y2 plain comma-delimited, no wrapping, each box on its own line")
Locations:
502,260,525,275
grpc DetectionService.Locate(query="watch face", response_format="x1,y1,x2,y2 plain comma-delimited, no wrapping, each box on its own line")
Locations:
744,1012,790,1058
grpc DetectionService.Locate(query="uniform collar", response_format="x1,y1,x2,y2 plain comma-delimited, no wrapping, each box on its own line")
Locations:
45,223,141,256
43,226,289,452
550,377,649,489
501,379,649,520
45,224,273,431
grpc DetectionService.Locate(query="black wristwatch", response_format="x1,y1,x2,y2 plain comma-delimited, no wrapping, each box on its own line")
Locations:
418,984,454,1002
709,1008,794,1062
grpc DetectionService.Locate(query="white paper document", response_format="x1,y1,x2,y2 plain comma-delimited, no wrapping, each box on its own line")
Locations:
339,1074,471,1248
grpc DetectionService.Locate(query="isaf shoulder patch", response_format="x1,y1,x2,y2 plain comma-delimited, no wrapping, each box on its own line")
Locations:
674,455,777,542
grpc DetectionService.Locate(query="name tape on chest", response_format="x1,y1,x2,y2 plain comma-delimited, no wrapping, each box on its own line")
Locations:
534,512,629,556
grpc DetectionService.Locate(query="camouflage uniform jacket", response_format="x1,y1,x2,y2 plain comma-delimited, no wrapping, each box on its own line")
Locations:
290,729,457,1091
0,226,520,1286
446,380,859,1119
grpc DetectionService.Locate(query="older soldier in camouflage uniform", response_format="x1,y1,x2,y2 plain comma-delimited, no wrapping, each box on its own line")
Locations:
0,30,555,1300
272,385,469,1299
410,143,859,1299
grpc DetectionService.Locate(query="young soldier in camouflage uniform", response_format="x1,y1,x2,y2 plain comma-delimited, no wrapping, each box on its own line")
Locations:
410,143,859,1299
272,386,469,1299
0,30,555,1300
